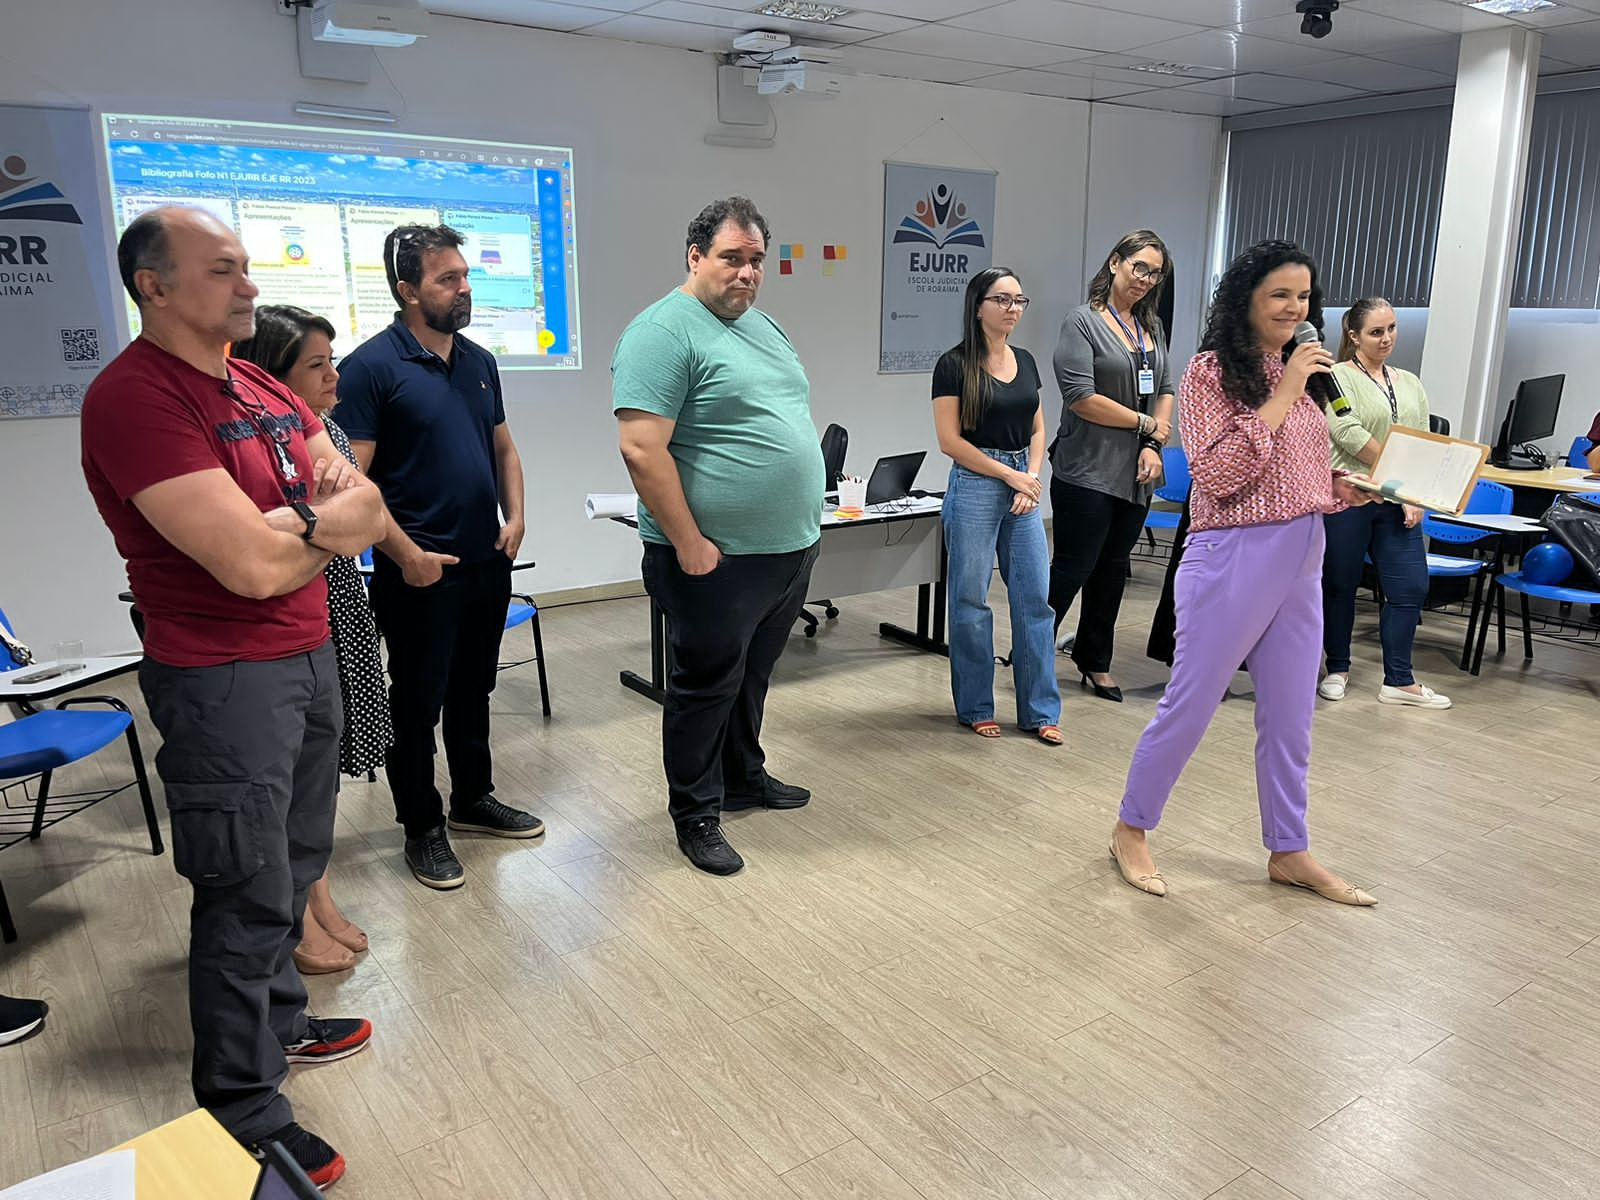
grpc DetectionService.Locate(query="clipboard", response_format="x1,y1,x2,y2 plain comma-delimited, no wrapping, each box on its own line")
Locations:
1342,426,1490,516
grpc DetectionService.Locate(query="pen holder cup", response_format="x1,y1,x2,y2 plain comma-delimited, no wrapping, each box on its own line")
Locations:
837,478,867,511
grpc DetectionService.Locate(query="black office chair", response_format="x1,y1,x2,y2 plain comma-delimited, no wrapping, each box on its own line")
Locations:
1429,414,1450,436
798,424,848,637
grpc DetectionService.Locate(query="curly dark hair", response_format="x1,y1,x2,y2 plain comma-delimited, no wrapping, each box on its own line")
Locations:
685,197,770,269
1201,240,1324,411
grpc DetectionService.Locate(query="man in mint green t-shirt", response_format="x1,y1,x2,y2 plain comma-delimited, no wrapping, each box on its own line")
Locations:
612,197,824,876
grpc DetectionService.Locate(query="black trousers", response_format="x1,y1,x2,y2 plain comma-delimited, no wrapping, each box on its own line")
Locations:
1047,478,1150,674
139,643,341,1143
368,553,511,837
641,540,818,829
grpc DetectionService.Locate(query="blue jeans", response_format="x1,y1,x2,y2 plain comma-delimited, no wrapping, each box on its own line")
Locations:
1321,503,1427,686
943,450,1061,729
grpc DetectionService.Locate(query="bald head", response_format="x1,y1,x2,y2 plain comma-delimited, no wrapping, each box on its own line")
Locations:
119,206,258,346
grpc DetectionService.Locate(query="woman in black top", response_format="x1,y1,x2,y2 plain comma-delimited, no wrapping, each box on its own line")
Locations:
1049,230,1174,701
932,268,1062,744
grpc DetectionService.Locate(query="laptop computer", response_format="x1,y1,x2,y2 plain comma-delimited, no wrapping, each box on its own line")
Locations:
250,1141,323,1200
864,451,926,506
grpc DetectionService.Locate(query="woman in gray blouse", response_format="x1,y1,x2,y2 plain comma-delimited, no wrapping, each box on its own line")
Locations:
1049,230,1174,702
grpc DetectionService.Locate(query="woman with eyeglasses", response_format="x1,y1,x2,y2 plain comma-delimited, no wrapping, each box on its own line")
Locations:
932,268,1062,744
1109,241,1378,906
233,305,393,973
1048,230,1174,702
1318,297,1450,709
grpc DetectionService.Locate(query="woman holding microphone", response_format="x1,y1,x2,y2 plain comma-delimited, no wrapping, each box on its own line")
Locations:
933,268,1062,744
1108,241,1377,906
1319,297,1450,709
1050,230,1174,702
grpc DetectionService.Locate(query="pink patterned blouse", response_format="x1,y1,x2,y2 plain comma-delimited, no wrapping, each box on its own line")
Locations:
1180,351,1340,533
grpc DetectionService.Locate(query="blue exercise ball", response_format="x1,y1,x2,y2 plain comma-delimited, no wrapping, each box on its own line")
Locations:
1521,541,1574,585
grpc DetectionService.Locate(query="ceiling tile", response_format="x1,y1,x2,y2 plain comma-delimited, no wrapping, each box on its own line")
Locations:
1132,28,1345,72
1236,6,1463,49
1337,0,1508,36
943,0,1207,54
1504,5,1600,27
837,0,1007,18
1360,36,1464,74
1528,17,1600,65
669,0,921,32
1108,90,1271,117
1042,56,1230,88
1292,53,1454,91
969,68,1097,99
833,43,1006,83
575,13,731,48
860,23,1094,67
1175,72,1371,105
634,1,882,42
432,0,649,28
1062,0,1300,22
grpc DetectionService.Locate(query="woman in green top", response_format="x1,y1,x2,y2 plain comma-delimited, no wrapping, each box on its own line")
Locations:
1319,297,1451,709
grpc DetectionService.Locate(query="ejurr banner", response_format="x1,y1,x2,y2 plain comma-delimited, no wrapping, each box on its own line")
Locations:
0,104,118,418
879,161,996,374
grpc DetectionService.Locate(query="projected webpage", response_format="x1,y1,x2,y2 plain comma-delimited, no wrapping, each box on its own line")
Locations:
102,114,580,369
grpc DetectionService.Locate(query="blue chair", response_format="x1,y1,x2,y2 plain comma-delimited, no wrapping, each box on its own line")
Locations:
1423,479,1513,669
0,607,161,943
1142,446,1191,549
1472,553,1600,674
1569,436,1595,469
503,589,552,717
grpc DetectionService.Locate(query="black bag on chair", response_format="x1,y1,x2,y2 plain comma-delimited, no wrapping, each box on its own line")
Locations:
1541,493,1600,589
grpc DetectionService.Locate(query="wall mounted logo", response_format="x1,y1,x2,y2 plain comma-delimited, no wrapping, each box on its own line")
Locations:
0,155,82,224
891,183,983,251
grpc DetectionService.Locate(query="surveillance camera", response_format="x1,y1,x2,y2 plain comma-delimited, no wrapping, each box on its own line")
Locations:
1295,0,1337,39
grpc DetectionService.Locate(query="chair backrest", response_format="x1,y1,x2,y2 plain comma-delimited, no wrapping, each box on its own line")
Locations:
1154,446,1190,503
1569,436,1595,469
1423,478,1514,545
820,423,848,489
1429,414,1451,437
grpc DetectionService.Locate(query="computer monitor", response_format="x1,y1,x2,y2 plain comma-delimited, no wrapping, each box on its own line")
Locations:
865,451,926,505
1491,374,1564,469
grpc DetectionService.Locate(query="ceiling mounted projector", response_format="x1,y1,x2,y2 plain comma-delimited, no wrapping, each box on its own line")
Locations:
311,0,431,46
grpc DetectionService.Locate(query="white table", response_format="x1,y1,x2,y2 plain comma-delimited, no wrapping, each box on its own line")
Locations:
0,654,141,707
612,498,946,704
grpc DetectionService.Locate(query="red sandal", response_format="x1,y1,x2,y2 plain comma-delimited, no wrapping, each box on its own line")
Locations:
968,720,1002,738
1035,725,1063,746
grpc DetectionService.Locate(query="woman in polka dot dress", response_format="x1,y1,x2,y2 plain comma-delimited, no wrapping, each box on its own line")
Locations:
234,306,394,973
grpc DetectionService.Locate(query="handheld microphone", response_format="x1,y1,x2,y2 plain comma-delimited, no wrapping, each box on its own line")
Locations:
1291,321,1350,416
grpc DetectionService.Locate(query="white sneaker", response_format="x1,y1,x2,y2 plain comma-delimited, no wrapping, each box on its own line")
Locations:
1055,629,1075,653
1377,683,1452,709
1317,674,1347,701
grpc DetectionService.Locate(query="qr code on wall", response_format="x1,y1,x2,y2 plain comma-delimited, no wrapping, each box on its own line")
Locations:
60,327,101,364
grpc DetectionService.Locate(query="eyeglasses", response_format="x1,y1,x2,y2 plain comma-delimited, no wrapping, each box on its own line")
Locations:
984,294,1030,311
1127,262,1166,283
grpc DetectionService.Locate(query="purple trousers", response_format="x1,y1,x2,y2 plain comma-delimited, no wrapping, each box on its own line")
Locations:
1119,513,1323,852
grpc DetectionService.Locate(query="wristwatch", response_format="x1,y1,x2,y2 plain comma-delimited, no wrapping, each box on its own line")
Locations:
291,501,319,544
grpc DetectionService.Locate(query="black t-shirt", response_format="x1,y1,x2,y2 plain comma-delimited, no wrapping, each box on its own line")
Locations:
932,346,1042,451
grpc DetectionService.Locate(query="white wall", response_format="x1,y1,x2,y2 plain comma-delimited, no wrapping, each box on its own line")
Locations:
0,0,1220,655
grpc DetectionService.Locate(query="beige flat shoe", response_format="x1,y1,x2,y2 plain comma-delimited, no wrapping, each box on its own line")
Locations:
1109,841,1167,897
1268,863,1376,906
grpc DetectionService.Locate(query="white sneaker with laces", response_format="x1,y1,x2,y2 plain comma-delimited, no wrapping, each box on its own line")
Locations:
1377,683,1452,709
1055,629,1075,653
1317,674,1347,701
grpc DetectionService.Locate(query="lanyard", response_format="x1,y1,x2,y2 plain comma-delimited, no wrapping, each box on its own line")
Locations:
1352,359,1398,422
1107,306,1149,368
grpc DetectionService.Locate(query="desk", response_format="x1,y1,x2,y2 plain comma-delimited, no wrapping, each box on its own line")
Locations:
0,655,140,709
614,499,946,704
114,1109,260,1198
1479,464,1600,516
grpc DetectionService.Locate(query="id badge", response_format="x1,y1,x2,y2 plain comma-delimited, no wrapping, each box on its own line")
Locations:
1137,367,1155,396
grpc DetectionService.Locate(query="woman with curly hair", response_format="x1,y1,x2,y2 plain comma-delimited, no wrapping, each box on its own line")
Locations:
1108,241,1378,906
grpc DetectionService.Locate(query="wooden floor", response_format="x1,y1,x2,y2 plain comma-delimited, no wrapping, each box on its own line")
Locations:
3,566,1599,1199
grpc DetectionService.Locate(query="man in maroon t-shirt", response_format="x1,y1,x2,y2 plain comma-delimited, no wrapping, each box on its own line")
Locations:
81,208,385,1189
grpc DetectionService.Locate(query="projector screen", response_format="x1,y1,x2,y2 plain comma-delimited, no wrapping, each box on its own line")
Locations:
102,114,581,369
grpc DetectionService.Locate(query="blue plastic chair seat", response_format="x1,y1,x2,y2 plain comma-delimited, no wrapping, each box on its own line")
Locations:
1144,510,1180,530
1426,554,1485,578
0,710,133,780
505,600,537,632
1495,571,1600,605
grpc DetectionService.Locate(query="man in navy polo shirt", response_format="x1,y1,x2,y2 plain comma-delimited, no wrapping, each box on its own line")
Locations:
335,223,541,890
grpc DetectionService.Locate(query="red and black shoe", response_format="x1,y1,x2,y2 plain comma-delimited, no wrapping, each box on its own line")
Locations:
256,1122,346,1191
284,1016,372,1065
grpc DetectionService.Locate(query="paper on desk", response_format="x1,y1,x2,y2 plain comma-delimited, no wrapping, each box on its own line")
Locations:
1350,427,1489,515
0,1150,134,1200
584,493,638,520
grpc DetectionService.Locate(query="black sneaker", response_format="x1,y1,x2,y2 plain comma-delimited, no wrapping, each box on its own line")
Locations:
447,796,545,839
255,1121,346,1190
676,819,745,875
0,995,47,1046
723,774,811,813
404,826,466,889
284,1016,372,1064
